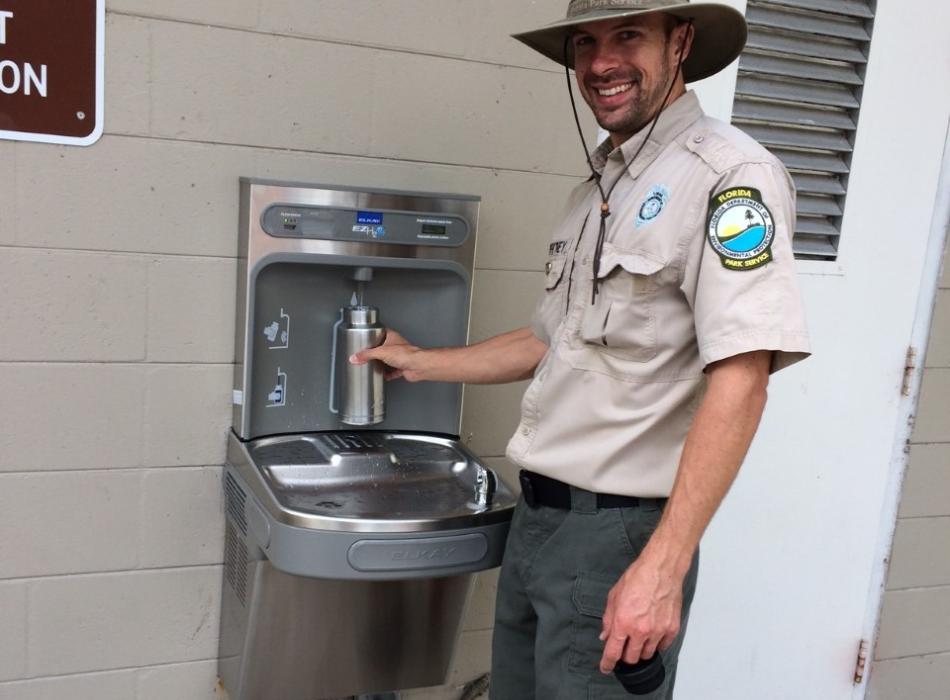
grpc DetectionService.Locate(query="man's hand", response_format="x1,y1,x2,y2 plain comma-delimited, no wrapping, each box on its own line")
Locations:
350,329,423,382
350,326,546,385
598,547,685,673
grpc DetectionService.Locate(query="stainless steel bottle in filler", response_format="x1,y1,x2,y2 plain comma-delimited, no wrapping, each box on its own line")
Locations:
335,305,386,425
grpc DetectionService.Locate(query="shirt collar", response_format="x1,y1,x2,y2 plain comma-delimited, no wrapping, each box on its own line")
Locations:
590,90,704,180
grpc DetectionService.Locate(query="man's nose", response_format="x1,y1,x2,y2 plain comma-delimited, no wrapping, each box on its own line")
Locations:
587,44,621,78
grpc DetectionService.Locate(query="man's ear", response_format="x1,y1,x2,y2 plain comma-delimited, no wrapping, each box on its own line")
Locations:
674,22,695,64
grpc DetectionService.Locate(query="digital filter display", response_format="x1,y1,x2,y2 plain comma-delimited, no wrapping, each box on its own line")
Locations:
356,211,383,225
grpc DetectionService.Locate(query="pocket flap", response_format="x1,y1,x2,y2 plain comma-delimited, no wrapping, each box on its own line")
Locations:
572,573,616,618
544,255,568,289
596,247,665,279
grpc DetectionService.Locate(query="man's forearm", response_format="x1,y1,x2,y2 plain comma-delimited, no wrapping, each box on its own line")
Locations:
412,327,548,384
644,350,772,577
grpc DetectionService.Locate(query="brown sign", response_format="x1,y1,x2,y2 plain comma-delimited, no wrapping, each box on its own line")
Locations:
0,0,103,145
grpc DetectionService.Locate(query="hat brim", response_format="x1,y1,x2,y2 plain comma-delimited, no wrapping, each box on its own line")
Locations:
511,4,748,83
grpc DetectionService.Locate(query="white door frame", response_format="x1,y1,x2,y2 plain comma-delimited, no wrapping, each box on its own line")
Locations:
855,120,950,698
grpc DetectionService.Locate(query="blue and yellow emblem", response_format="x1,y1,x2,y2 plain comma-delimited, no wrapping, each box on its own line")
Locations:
707,187,775,270
636,185,670,228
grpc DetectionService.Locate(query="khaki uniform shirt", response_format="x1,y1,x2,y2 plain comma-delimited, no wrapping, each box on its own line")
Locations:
506,91,810,497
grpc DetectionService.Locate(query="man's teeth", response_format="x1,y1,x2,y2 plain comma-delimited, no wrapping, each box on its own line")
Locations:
598,83,632,97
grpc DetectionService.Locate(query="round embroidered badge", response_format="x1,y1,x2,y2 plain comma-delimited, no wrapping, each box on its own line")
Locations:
707,186,775,270
636,185,670,228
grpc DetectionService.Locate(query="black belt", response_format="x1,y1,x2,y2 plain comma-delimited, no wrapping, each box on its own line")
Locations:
519,470,643,509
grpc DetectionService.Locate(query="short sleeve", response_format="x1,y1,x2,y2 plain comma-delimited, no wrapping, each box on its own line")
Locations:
682,161,811,373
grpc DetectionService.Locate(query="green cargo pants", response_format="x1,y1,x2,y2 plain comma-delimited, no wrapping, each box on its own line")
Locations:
490,490,700,700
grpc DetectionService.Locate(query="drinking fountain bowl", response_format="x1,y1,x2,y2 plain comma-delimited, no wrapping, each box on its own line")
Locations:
248,432,507,527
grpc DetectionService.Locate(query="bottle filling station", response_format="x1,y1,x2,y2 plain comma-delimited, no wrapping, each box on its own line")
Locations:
217,179,517,699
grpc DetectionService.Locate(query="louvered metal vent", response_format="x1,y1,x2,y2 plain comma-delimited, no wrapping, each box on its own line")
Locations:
224,472,248,536
224,520,249,607
732,0,876,260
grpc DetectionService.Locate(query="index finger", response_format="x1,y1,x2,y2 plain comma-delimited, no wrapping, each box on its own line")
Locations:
599,634,627,674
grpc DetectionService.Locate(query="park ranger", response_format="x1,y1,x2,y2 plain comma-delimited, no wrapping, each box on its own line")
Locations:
353,0,811,697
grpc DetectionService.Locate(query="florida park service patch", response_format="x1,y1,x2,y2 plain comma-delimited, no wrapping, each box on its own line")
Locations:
707,187,775,270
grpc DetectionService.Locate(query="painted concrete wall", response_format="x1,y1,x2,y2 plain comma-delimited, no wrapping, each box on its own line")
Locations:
0,1,595,697
869,239,950,699
3,2,947,700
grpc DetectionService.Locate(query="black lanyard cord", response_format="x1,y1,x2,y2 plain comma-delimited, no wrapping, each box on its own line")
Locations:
562,24,691,302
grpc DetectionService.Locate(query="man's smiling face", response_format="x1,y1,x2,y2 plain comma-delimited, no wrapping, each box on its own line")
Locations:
571,13,691,146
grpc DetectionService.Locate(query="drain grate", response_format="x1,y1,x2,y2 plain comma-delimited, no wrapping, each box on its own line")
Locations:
320,433,386,451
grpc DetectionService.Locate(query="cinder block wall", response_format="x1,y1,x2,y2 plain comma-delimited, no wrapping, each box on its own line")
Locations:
0,2,592,698
869,238,950,699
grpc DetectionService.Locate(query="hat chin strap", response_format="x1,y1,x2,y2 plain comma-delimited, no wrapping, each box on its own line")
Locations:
562,22,691,303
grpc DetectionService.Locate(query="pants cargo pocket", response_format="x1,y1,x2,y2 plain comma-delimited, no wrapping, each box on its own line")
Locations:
569,573,658,698
568,573,614,676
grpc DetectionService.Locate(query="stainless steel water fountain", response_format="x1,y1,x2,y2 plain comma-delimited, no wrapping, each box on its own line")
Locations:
217,179,516,700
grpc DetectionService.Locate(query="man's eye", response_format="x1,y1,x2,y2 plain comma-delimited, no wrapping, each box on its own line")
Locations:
618,30,642,41
573,35,593,48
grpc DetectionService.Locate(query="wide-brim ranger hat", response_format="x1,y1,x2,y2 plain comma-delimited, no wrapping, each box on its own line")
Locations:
512,0,748,83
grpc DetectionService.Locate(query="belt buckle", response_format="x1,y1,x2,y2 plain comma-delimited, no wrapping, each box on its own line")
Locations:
519,471,537,508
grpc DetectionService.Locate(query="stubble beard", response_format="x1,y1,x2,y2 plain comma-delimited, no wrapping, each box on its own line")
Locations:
586,57,675,139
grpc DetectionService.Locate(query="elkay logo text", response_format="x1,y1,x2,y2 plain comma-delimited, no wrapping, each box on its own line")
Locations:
392,546,458,561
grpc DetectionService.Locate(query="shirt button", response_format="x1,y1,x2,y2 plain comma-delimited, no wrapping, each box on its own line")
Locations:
693,135,705,144
521,427,530,436
545,262,552,274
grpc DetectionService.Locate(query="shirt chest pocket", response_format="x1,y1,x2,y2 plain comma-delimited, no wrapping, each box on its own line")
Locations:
532,254,570,344
576,247,665,365
545,254,568,290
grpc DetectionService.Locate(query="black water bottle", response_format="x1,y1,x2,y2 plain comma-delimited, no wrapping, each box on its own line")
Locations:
613,654,666,695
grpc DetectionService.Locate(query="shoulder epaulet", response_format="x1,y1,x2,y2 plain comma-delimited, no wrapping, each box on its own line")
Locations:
685,119,779,175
